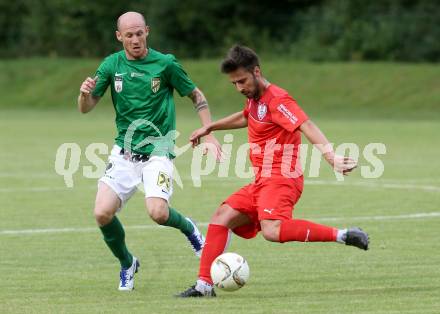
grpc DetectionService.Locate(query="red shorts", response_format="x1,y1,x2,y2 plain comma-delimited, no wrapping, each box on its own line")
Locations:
223,177,303,239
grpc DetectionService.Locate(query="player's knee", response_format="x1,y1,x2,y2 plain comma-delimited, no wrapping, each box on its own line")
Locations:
210,204,231,226
261,225,280,242
94,207,114,226
146,200,168,224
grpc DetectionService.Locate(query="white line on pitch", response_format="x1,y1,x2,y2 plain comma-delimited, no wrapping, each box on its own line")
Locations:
0,187,77,192
1,212,439,236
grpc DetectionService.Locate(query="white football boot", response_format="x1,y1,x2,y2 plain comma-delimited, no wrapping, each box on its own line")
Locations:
118,256,140,291
185,218,205,258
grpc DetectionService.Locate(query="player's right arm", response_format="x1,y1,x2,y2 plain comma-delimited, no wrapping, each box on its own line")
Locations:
78,56,112,113
78,76,101,113
190,111,247,147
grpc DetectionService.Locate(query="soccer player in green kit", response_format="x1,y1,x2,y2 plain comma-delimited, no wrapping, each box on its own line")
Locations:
78,11,221,291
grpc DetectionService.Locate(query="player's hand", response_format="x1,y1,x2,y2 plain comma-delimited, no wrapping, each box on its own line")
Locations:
189,127,223,161
203,133,223,161
324,153,357,175
80,76,98,96
190,126,210,147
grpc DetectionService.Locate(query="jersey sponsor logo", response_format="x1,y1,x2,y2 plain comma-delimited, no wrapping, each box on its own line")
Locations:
277,104,298,124
257,103,267,120
114,75,123,93
131,72,144,78
157,171,171,192
115,72,126,76
151,77,161,93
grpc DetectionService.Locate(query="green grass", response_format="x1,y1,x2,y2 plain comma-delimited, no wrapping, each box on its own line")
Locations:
1,106,439,313
1,58,439,119
1,58,439,312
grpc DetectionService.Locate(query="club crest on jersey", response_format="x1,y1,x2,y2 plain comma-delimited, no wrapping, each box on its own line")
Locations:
257,103,267,120
151,77,161,93
114,75,123,93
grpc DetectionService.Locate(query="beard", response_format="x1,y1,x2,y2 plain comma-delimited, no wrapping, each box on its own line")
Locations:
250,75,262,100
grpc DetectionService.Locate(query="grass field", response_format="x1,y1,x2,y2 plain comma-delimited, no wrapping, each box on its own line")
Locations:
1,60,439,313
1,58,439,119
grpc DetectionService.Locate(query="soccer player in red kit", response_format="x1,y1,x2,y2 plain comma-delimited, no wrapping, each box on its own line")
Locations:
177,45,369,297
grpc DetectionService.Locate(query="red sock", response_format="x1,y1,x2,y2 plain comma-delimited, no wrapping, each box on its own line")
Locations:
198,224,229,284
279,219,337,243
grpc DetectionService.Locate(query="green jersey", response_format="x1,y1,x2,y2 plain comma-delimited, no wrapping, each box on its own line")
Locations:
92,48,196,157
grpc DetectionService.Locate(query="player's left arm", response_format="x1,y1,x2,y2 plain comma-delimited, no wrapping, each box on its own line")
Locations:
300,120,357,175
188,87,222,160
271,96,356,175
165,55,222,160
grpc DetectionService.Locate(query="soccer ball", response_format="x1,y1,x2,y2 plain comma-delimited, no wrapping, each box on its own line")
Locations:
210,252,250,292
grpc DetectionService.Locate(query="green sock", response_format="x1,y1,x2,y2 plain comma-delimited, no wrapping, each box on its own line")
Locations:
100,216,133,268
162,207,194,236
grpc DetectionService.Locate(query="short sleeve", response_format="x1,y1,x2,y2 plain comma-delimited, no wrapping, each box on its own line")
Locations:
165,55,196,97
92,58,111,97
270,97,308,132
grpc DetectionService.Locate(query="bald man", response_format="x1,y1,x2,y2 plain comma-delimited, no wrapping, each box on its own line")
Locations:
78,12,221,291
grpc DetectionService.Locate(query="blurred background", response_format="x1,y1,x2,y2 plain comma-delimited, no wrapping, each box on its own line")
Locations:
1,0,439,61
0,0,439,118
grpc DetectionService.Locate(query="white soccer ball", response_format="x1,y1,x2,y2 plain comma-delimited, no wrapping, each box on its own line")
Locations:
210,252,250,292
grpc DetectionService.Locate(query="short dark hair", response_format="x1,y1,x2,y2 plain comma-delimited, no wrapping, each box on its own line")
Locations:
221,45,260,73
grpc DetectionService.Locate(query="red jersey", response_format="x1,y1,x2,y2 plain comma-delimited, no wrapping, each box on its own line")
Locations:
243,84,308,180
